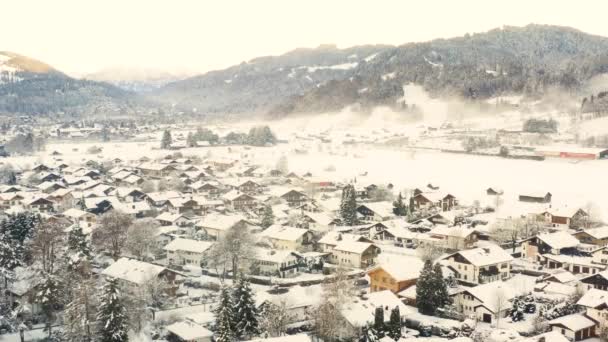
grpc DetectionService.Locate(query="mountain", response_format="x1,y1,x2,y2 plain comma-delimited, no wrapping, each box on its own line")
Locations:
84,67,196,92
154,25,608,117
152,44,392,115
0,52,141,116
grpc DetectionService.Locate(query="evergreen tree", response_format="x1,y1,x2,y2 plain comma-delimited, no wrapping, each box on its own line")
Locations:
432,263,451,309
186,132,196,147
66,226,92,273
215,286,236,342
260,206,275,229
23,132,34,152
340,184,358,226
160,130,172,149
416,260,435,315
359,324,379,342
392,193,407,216
36,272,63,339
373,307,385,338
101,125,110,142
387,306,401,340
97,278,129,342
233,277,260,339
409,195,416,215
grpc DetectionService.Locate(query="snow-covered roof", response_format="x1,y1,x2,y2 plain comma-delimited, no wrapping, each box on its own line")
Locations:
430,226,476,238
462,281,520,313
261,225,310,242
318,231,368,246
577,288,608,308
579,226,608,240
252,247,297,263
535,231,579,249
340,290,411,327
197,213,247,231
164,238,213,254
549,313,596,331
333,240,375,254
166,321,212,340
63,208,92,219
102,257,167,285
369,255,423,281
447,244,513,267
358,201,394,218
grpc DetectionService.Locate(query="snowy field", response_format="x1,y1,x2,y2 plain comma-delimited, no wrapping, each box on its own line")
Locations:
1,129,606,218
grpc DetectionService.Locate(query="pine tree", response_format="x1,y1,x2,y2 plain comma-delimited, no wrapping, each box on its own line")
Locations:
260,206,274,229
215,286,236,342
340,184,358,226
387,306,401,340
409,195,416,215
66,225,92,273
97,278,129,342
432,263,451,309
359,324,379,342
36,272,63,339
161,130,172,149
233,277,260,339
416,260,435,315
186,132,196,147
392,193,407,216
373,307,385,338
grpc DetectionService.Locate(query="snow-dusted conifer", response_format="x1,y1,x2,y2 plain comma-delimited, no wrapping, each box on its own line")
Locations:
233,276,260,339
97,278,129,342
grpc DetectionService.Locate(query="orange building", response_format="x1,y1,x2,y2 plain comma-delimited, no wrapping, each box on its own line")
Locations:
367,260,422,294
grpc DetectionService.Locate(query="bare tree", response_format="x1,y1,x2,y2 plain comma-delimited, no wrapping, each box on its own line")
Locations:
313,268,357,341
206,224,256,282
416,243,446,262
125,218,160,260
30,219,66,274
92,210,133,260
259,300,290,338
491,217,539,252
63,277,96,342
492,287,509,328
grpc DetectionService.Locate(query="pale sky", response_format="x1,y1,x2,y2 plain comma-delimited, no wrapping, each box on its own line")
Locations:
3,0,608,76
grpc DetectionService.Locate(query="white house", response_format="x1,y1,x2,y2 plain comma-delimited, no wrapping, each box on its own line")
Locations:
164,238,214,266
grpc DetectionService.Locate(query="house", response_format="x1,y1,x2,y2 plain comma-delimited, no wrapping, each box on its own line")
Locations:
25,196,55,213
166,321,213,342
102,257,182,296
340,290,409,331
156,212,191,227
222,190,257,211
577,288,608,333
521,231,581,261
540,254,605,275
246,334,312,342
281,189,309,207
63,208,97,229
518,192,552,203
452,280,518,324
331,241,380,269
412,192,457,211
318,232,372,253
356,202,395,221
250,248,300,278
486,187,504,196
137,162,177,178
541,207,588,229
429,226,479,250
164,238,214,266
260,225,313,251
574,227,608,247
190,181,222,198
367,257,423,294
196,214,252,240
441,245,513,285
580,271,608,291
548,313,597,341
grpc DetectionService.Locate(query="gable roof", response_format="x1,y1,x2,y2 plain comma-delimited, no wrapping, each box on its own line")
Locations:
535,231,580,249
164,238,214,254
102,258,168,285
447,244,513,267
261,225,310,242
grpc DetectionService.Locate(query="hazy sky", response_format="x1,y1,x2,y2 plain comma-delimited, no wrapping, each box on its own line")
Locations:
3,0,608,76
